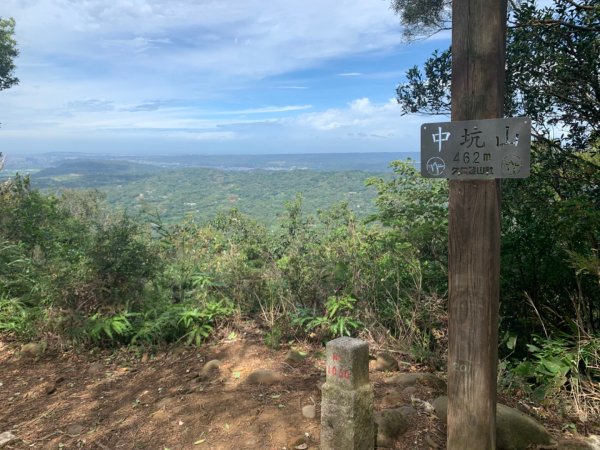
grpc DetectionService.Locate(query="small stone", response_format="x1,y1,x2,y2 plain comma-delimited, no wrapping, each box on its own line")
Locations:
381,392,404,408
302,404,316,419
150,410,169,421
87,362,104,376
198,359,221,380
20,342,45,358
384,372,446,390
559,435,600,450
66,424,85,436
45,383,57,395
288,435,309,449
374,408,412,446
285,350,306,365
402,386,418,396
373,352,399,372
425,433,441,449
397,405,417,416
411,397,435,414
0,431,17,447
246,369,283,385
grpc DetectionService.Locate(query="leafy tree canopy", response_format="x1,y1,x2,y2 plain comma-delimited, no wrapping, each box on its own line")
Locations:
390,0,451,40
395,0,600,150
0,17,19,92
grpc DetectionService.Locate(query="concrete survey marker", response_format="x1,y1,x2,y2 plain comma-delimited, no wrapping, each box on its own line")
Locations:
321,337,374,450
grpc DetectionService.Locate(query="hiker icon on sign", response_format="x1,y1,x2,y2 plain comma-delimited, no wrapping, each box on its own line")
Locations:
432,127,451,152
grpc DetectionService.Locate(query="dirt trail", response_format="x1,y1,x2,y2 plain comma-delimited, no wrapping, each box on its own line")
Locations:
1,326,564,450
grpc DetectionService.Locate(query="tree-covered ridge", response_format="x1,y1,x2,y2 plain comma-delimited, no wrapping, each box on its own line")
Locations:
30,160,386,226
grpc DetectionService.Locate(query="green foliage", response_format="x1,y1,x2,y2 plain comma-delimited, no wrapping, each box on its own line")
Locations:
85,311,135,344
510,334,600,402
502,147,600,338
78,299,234,347
264,325,283,350
396,0,599,146
88,216,162,307
0,295,37,338
506,0,599,149
390,0,451,40
292,295,362,339
0,17,19,92
367,160,448,290
396,49,451,114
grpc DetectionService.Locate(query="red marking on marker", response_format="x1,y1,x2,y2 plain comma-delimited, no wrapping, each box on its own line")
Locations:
326,365,351,380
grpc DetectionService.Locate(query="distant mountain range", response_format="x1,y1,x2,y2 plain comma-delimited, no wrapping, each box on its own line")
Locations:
2,151,419,176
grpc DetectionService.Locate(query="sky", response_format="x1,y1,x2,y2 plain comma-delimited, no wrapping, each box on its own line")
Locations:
0,0,450,155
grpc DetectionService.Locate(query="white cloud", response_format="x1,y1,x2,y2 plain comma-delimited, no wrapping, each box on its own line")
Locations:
295,98,401,132
2,0,404,79
0,0,452,153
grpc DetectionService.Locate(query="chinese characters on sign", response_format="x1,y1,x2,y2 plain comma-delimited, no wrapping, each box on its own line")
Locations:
420,117,531,179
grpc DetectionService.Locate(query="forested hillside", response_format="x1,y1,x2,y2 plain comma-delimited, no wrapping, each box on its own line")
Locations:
29,159,384,226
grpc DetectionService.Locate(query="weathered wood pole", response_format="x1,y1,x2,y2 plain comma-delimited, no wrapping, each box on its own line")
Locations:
447,0,507,447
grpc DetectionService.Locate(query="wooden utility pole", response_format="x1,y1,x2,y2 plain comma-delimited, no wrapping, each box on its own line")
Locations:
447,0,507,448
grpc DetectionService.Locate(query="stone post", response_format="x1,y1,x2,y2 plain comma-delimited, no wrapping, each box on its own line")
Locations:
320,337,374,450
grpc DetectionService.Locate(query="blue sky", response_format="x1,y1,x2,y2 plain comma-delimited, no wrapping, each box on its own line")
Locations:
0,0,450,155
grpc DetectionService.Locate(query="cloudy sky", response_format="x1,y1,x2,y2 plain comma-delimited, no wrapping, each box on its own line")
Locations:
0,0,449,155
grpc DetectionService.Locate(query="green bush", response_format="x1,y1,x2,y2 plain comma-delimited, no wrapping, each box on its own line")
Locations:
510,333,600,402
292,295,363,339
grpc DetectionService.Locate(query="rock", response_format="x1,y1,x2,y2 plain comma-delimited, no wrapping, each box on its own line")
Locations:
384,372,446,390
373,352,400,372
402,386,418,396
302,404,316,419
411,397,435,414
150,410,169,421
87,362,105,376
381,392,404,408
559,435,600,450
432,396,556,450
285,350,306,365
397,405,417,417
198,359,221,380
66,424,85,436
45,383,57,395
288,435,309,449
246,369,283,385
559,439,594,450
374,408,412,447
0,431,17,447
20,342,46,358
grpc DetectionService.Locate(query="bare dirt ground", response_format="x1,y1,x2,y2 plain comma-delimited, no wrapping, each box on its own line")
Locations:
0,323,592,450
